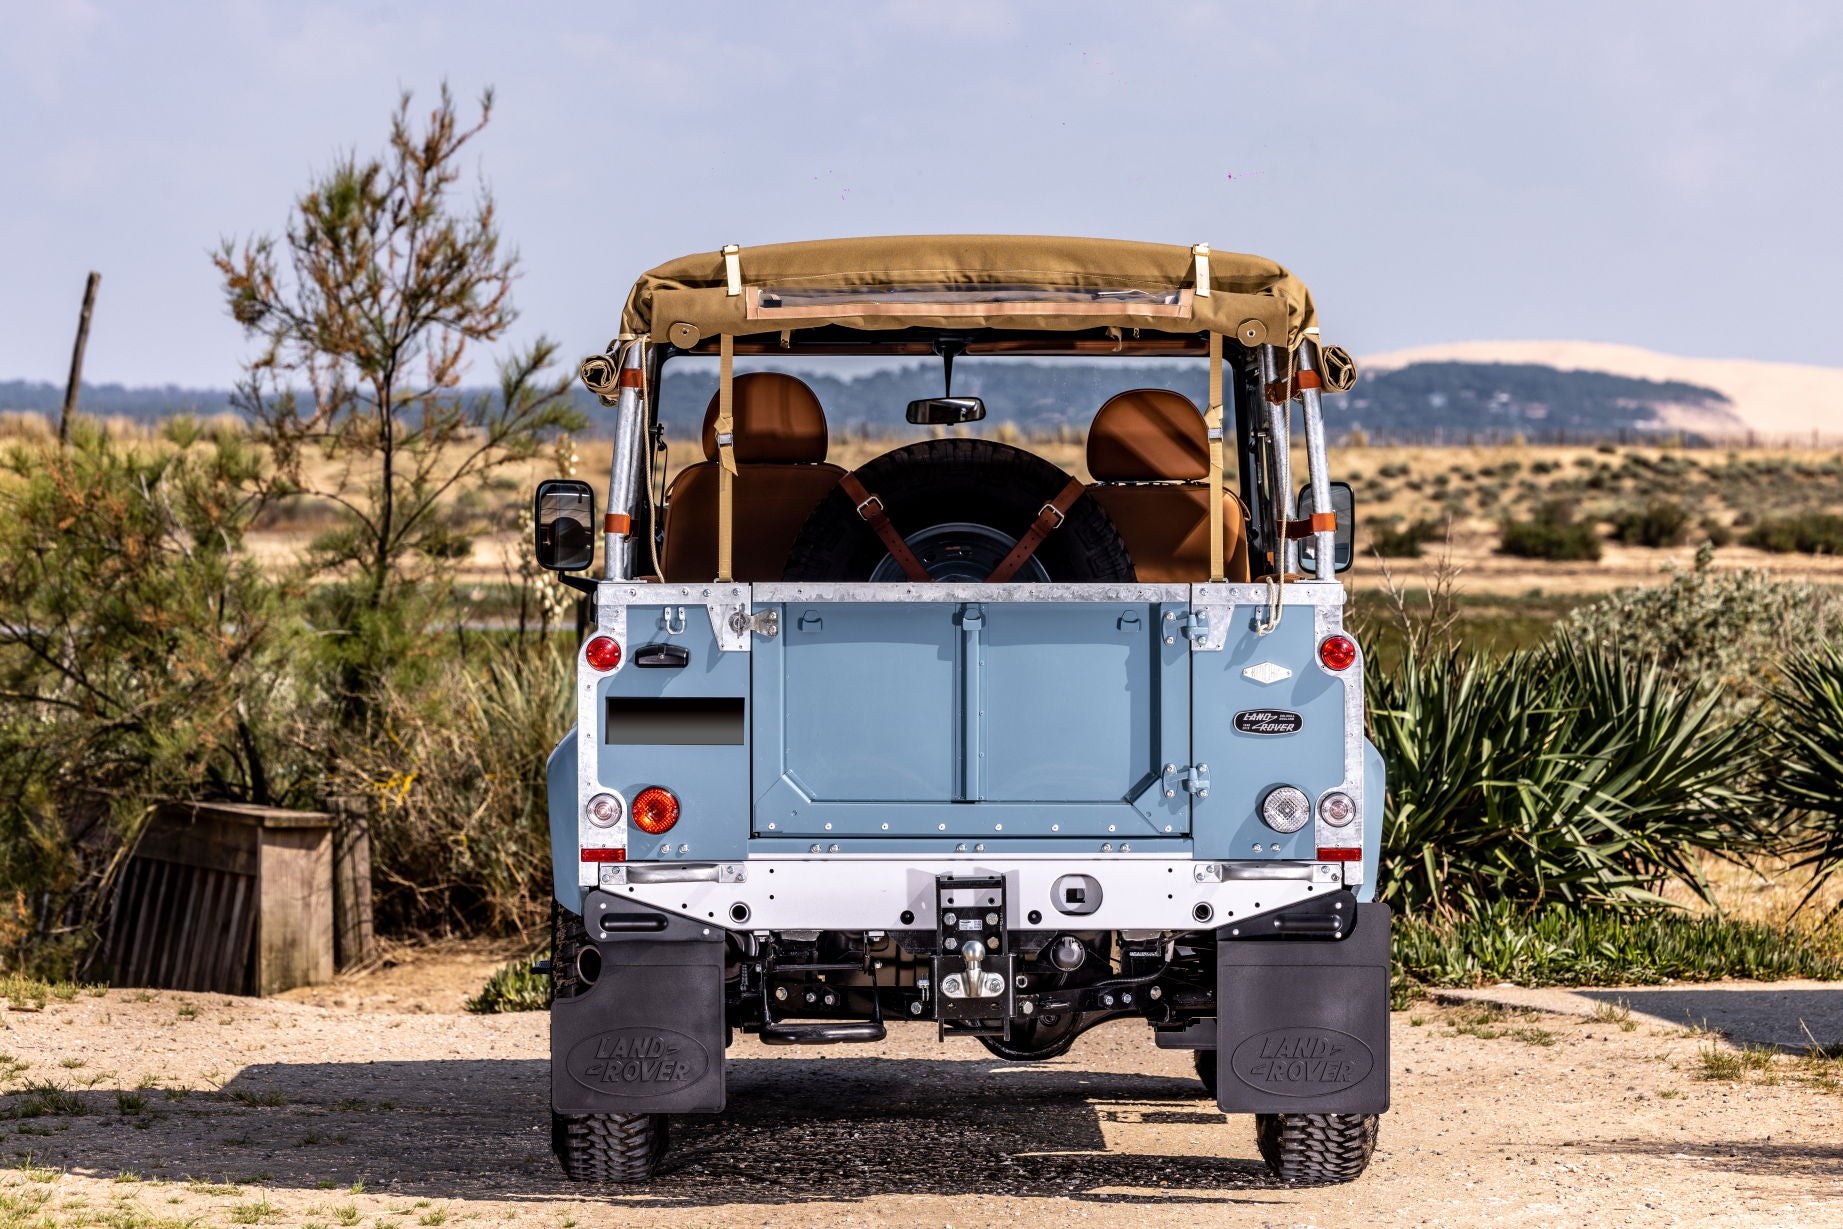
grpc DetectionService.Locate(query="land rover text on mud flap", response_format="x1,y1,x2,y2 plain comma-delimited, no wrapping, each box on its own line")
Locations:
534,236,1389,1186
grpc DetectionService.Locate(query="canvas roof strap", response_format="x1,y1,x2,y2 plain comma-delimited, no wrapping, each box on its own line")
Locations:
1192,243,1211,298
985,477,1087,583
1207,330,1226,582
837,473,933,583
714,333,737,581
722,244,742,296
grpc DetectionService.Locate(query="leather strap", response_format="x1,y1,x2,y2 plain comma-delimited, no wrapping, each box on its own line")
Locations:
986,477,1086,583
714,334,736,580
1285,512,1339,540
838,473,933,583
1206,332,1226,582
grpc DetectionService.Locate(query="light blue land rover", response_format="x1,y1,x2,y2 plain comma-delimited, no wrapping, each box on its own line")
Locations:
532,236,1388,1185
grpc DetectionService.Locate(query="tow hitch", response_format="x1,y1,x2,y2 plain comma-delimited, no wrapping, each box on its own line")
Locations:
933,874,1015,1038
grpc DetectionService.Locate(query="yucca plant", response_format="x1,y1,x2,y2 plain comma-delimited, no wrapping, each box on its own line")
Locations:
1765,647,1843,913
1368,637,1765,918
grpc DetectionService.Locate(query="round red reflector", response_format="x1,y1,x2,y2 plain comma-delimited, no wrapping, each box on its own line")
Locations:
584,636,622,671
631,787,680,835
1319,634,1358,671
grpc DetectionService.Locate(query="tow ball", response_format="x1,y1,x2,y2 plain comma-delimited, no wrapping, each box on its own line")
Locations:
940,939,1007,1000
933,874,1016,1038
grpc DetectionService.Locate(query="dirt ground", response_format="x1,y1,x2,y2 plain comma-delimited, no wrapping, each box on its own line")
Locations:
5,962,1842,1229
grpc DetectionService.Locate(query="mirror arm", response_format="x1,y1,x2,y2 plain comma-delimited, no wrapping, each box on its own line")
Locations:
557,574,598,596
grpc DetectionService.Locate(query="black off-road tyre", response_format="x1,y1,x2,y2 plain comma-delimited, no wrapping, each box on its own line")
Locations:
1254,1112,1380,1184
550,901,594,1001
782,438,1134,583
551,1111,670,1183
1194,1049,1218,1097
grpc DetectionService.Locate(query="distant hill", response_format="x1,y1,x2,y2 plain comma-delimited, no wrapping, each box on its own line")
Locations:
7,346,1805,445
0,379,233,420
1364,341,1843,441
655,360,1731,443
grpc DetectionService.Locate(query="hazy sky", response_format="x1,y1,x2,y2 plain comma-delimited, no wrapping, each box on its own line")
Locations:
4,0,1840,387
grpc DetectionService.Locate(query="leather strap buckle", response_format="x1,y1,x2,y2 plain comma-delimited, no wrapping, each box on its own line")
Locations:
855,494,885,520
1037,502,1067,530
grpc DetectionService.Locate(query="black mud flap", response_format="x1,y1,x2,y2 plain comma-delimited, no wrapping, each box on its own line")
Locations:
1215,899,1390,1115
551,900,726,1115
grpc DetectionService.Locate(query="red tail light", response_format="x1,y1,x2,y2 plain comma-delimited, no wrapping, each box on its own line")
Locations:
632,787,680,835
584,636,622,671
1318,634,1357,671
1316,847,1362,862
580,847,626,863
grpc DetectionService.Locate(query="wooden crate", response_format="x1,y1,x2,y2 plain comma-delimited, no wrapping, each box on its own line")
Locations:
105,802,338,996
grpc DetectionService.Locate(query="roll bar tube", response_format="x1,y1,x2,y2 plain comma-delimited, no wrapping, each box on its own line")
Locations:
604,338,649,580
1297,335,1336,581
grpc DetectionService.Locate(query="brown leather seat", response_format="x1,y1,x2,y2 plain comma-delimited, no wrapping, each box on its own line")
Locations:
1085,388,1252,583
660,372,847,581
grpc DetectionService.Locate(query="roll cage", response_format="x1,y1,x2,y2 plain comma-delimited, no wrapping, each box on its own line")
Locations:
609,326,1337,587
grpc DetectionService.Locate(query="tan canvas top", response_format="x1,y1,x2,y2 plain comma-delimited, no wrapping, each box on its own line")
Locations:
619,235,1317,350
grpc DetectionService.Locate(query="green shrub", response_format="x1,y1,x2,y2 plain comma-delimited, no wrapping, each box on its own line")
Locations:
1563,553,1843,706
1367,517,1443,558
1744,515,1843,555
1368,638,1765,917
1498,501,1602,561
466,950,549,1014
1394,905,1843,989
1610,500,1690,548
345,632,573,936
1765,647,1843,912
0,427,302,976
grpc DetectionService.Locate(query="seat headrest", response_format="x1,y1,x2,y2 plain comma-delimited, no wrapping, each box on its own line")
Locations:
1087,388,1209,482
701,372,828,463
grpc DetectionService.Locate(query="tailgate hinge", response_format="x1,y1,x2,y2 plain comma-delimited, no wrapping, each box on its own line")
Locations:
1181,605,1232,652
1161,763,1211,799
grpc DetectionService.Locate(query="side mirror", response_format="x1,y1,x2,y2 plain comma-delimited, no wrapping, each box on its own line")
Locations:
533,479,596,572
1297,481,1356,573
906,396,987,425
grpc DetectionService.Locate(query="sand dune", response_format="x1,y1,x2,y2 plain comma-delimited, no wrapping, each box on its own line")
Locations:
1362,340,1843,440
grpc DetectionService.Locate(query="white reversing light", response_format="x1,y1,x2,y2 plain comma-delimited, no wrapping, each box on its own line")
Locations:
1260,786,1311,834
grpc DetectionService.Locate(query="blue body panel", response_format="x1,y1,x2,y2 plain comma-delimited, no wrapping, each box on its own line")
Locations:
1191,606,1349,861
600,606,750,861
545,593,1384,903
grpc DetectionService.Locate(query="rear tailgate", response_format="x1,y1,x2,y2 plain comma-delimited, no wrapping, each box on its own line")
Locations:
751,596,1190,839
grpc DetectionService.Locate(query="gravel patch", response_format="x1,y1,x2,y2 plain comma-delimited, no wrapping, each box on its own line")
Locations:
3,988,1841,1227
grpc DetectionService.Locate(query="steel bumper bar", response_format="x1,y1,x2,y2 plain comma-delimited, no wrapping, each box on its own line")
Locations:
592,857,1349,933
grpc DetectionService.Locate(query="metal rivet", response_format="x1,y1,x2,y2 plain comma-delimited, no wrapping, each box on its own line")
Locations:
824,822,833,831
810,844,822,854
829,844,839,853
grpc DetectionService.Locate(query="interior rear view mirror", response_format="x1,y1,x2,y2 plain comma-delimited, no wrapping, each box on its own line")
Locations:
905,396,987,425
1297,481,1356,573
534,479,596,572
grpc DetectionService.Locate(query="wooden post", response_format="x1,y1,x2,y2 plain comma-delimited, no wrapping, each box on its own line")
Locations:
331,796,377,971
58,271,101,446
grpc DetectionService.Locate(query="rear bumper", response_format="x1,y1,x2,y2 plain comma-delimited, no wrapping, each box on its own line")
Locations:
589,856,1354,932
